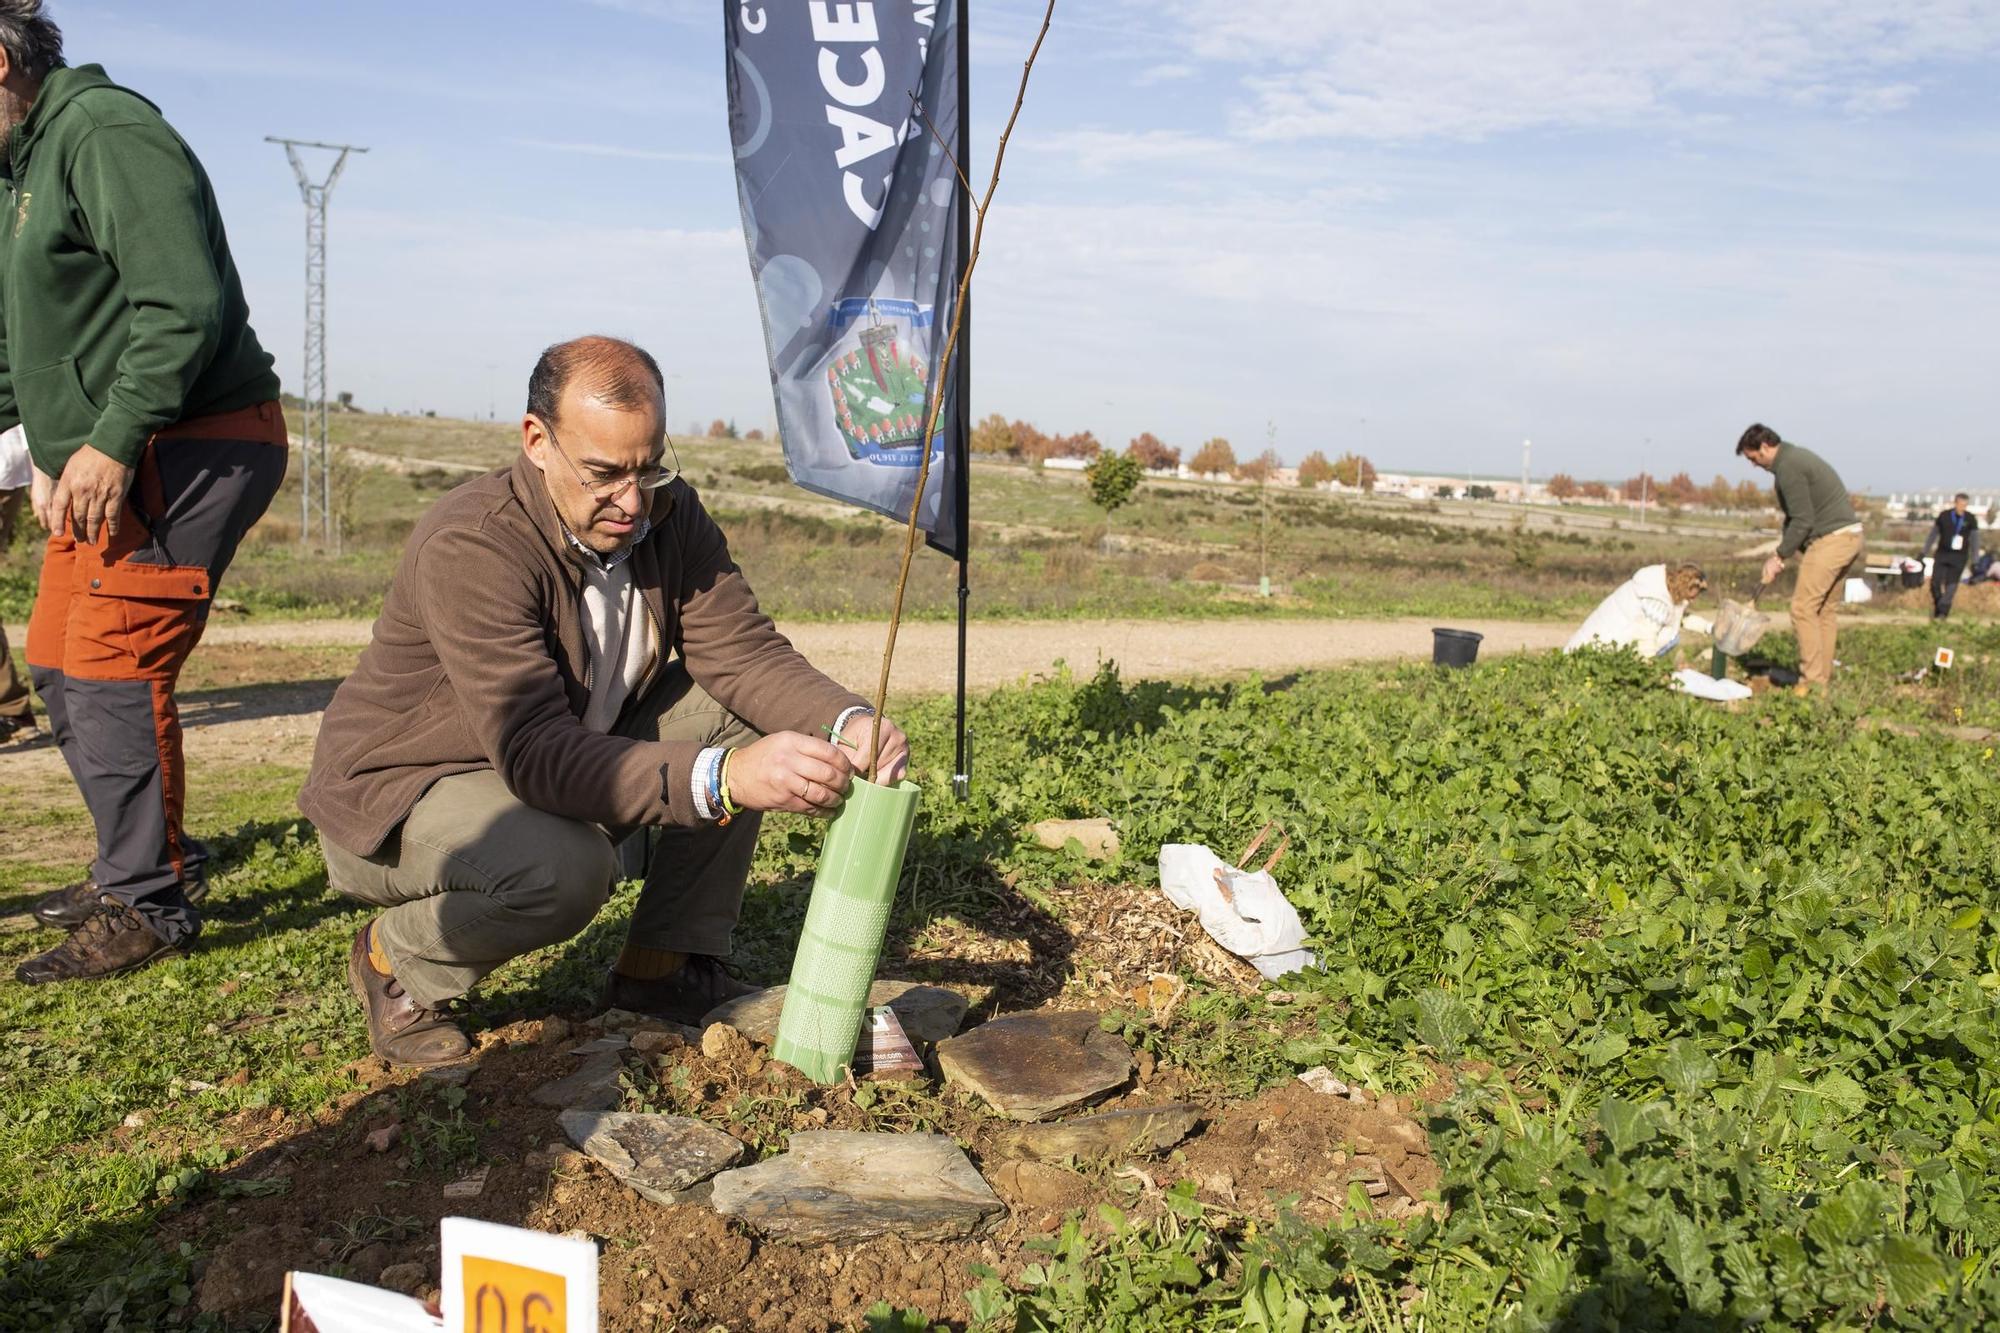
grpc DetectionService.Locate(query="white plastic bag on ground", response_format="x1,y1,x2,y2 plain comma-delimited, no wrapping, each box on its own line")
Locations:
1158,843,1315,980
1844,577,1872,603
1671,668,1752,701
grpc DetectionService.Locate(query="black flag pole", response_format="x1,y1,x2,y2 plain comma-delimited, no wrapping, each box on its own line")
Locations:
951,0,973,802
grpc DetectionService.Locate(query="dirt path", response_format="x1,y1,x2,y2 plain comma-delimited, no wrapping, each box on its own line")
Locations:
14,612,1573,694
0,616,1571,836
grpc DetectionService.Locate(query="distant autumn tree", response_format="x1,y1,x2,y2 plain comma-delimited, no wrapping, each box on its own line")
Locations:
1620,473,1656,502
1296,450,1336,487
1237,448,1282,484
1546,473,1579,499
1659,471,1698,507
1125,432,1179,472
1734,479,1768,510
970,412,1015,457
1047,430,1102,461
1331,452,1377,491
1580,480,1612,500
707,418,730,439
744,427,765,441
1189,437,1237,476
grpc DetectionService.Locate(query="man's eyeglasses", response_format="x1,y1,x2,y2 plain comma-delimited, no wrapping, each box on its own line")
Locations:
537,416,681,502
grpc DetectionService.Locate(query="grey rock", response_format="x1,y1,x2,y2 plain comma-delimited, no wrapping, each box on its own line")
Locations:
559,1110,748,1204
936,1011,1133,1121
710,1131,1002,1244
442,1165,490,1199
703,980,969,1046
1297,1066,1351,1097
378,1262,428,1296
630,1029,687,1056
419,1062,475,1087
570,1035,630,1056
531,1050,624,1111
988,1103,1202,1162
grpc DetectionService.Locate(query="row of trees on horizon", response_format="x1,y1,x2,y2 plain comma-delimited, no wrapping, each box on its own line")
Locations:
680,414,1786,513
965,414,1777,510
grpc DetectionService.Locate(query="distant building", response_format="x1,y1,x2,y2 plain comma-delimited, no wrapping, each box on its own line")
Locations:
1885,491,1998,521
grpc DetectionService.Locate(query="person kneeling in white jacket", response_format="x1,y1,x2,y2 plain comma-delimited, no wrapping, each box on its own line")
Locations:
1566,561,1708,658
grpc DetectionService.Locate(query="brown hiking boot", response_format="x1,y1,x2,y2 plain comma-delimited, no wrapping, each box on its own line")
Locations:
16,898,182,984
33,871,206,930
600,955,759,1026
346,923,470,1068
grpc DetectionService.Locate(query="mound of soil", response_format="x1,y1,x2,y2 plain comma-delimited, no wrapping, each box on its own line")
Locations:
160,889,1444,1331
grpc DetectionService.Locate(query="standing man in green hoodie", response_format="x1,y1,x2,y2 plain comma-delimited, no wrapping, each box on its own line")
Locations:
0,2,288,983
1735,423,1862,695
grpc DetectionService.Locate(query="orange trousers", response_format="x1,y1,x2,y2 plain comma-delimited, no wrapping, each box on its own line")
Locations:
25,402,287,942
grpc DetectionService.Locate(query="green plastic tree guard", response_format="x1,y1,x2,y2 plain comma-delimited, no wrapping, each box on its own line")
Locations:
771,777,922,1084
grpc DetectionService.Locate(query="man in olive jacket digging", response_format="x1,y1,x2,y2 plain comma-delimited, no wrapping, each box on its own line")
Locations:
1736,423,1863,694
300,336,909,1066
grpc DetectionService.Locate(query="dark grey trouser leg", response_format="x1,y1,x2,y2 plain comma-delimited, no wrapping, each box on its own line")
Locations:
38,437,287,943
614,662,765,956
1933,562,1964,618
33,669,199,942
32,665,78,780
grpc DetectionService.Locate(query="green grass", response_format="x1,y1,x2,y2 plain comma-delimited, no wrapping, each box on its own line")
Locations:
6,624,2000,1328
2,411,1805,626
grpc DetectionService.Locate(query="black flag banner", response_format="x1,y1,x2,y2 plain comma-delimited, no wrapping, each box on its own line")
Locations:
725,1,966,558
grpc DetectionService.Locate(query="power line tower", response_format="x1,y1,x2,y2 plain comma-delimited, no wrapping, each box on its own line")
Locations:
1521,438,1531,499
267,137,367,547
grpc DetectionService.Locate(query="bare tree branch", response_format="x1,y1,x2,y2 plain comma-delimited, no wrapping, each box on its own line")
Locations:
867,0,1057,781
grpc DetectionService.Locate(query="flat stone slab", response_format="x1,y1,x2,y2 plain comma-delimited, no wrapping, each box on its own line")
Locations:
989,1102,1202,1162
937,1011,1133,1121
703,980,969,1046
559,1110,748,1204
709,1131,1002,1244
531,1050,623,1111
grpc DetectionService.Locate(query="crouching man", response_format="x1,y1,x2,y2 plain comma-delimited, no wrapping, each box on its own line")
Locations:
299,336,907,1066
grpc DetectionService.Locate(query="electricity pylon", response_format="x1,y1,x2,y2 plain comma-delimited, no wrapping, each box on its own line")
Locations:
267,137,367,546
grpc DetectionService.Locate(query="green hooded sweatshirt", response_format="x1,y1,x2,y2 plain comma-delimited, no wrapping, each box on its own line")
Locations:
0,64,279,477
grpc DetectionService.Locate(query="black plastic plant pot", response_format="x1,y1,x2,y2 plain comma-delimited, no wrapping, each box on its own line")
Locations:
1432,627,1483,668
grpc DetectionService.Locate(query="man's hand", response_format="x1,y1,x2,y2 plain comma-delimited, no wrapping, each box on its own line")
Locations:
726,731,857,816
837,713,910,785
47,444,135,545
1760,554,1786,586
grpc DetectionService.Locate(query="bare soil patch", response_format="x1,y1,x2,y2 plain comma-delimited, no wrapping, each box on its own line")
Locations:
152,885,1441,1331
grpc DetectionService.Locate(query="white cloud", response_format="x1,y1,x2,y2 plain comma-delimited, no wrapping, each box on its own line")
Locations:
1134,63,1195,86
1139,1,2000,141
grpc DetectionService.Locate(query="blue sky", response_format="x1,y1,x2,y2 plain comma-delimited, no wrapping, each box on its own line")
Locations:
56,0,2000,490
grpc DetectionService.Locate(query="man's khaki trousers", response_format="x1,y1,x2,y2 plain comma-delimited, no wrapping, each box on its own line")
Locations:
1790,526,1864,689
320,662,761,1008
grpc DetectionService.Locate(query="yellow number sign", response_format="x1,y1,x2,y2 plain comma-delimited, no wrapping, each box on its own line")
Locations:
461,1255,567,1333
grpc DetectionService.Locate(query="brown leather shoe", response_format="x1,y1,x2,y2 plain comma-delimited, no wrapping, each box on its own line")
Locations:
346,922,471,1068
16,899,182,984
33,871,206,930
601,955,759,1026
